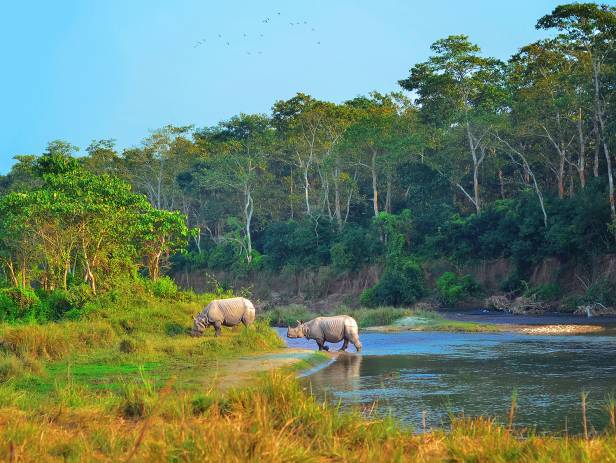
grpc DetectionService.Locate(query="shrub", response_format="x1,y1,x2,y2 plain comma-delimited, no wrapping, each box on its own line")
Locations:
579,279,616,307
436,272,481,305
527,283,561,302
361,258,425,307
148,276,178,299
0,287,44,322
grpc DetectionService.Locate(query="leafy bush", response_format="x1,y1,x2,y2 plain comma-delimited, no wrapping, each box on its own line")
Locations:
526,283,561,302
579,279,616,307
330,226,378,272
361,258,425,307
0,287,45,322
207,242,238,270
436,272,481,305
148,276,178,299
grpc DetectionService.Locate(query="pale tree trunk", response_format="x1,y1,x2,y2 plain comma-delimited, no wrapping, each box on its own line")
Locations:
370,149,379,217
466,123,487,214
244,184,254,263
497,135,548,228
82,244,97,295
4,259,18,287
577,108,586,189
593,58,615,219
542,125,568,199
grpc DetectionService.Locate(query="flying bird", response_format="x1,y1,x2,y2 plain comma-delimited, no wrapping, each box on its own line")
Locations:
226,41,230,45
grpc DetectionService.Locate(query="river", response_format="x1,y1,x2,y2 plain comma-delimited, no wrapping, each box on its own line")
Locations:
276,320,616,434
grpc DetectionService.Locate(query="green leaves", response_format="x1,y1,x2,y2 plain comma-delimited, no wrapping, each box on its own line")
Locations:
0,160,191,291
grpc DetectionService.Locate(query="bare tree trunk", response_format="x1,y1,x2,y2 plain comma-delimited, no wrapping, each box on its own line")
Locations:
466,123,486,214
244,185,253,263
593,59,615,219
577,108,586,189
4,260,18,287
370,149,379,217
497,135,548,228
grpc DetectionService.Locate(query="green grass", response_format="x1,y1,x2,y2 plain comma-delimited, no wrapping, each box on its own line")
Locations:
262,304,499,332
2,287,603,461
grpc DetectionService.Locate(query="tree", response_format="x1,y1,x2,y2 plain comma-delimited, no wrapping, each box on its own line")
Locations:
400,35,506,213
195,114,273,263
537,3,616,216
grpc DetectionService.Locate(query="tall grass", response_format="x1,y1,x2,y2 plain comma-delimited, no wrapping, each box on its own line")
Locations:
262,304,414,328
2,371,616,461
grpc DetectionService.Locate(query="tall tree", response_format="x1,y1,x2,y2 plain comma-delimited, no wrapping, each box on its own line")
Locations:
400,35,506,213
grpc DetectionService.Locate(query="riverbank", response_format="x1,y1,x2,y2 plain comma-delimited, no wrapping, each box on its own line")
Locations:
264,304,615,335
3,294,616,460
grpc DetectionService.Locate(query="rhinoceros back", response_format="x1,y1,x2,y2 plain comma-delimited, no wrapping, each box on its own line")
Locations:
307,315,356,343
206,297,255,326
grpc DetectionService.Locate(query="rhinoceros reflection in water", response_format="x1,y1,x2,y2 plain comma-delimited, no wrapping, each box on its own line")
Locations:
306,353,362,393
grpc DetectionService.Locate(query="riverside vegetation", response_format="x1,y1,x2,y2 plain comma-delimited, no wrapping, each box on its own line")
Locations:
2,290,616,461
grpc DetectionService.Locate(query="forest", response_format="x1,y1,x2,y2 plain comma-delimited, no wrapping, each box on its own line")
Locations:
1,3,615,316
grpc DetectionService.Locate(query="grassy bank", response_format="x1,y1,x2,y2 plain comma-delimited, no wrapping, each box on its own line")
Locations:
262,304,498,332
0,287,285,406
2,370,616,461
2,291,610,461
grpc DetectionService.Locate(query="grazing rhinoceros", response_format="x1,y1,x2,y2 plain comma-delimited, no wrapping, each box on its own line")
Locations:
192,297,256,337
287,315,362,352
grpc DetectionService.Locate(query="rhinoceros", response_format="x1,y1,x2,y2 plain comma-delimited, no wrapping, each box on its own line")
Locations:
287,315,362,352
192,297,256,337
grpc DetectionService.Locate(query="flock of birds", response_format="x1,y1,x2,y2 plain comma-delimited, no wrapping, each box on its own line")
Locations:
192,11,320,55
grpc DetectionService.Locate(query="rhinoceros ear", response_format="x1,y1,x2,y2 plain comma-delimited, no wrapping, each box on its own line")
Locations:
296,320,301,326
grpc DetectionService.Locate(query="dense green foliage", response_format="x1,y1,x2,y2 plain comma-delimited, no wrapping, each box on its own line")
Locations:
1,3,615,306
436,272,481,305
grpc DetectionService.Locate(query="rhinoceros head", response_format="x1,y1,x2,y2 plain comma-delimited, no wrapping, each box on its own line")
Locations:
191,315,208,336
286,320,305,339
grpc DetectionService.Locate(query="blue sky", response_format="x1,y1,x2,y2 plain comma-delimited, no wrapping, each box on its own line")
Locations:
0,0,593,173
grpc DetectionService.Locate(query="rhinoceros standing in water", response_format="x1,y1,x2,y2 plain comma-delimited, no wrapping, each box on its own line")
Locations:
192,297,256,337
287,315,362,352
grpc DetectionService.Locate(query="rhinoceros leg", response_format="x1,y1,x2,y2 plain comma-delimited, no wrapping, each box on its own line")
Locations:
315,339,329,351
338,339,349,352
213,321,222,337
352,337,362,352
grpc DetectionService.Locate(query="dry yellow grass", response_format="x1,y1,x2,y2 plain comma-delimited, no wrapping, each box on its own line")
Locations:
1,371,616,462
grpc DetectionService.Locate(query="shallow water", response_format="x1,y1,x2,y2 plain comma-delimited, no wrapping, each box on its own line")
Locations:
277,327,616,433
